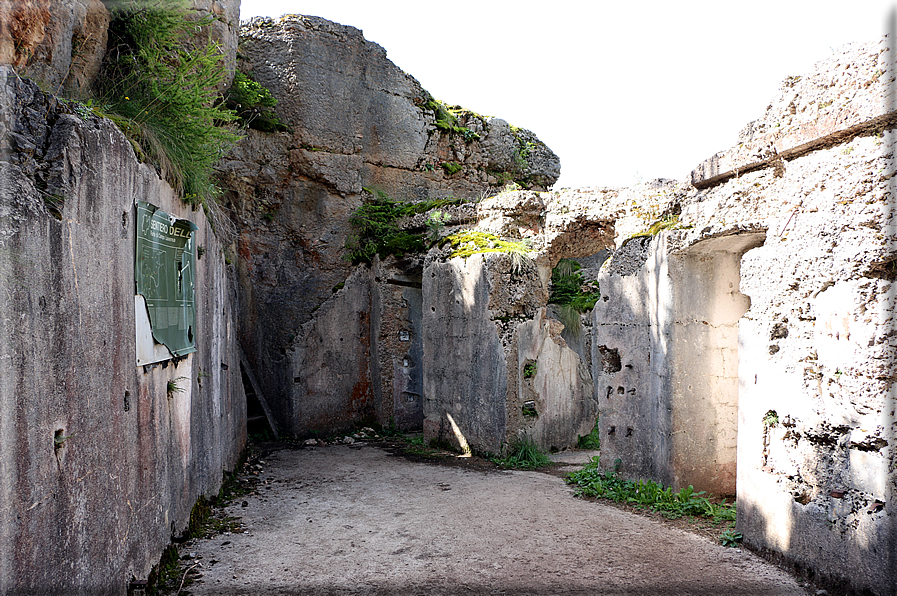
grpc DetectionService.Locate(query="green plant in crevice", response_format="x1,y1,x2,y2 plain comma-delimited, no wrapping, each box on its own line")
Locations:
492,437,552,469
577,414,600,450
424,98,480,141
426,210,452,241
95,0,240,205
225,70,288,132
166,376,188,397
762,410,779,428
523,362,537,379
549,259,600,337
549,259,600,313
345,189,470,264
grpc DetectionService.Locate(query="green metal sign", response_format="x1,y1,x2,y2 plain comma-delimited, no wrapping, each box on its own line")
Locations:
135,201,197,358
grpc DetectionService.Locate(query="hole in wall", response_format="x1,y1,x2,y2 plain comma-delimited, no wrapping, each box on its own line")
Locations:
597,345,622,374
124,390,131,412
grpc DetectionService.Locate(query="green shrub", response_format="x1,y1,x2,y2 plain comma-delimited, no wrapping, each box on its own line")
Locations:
96,0,240,204
344,189,468,263
549,259,600,313
225,70,288,132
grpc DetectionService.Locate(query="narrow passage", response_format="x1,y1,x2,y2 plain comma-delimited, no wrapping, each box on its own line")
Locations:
174,445,807,596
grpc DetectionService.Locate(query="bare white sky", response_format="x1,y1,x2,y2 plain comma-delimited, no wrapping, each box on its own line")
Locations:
239,1,895,188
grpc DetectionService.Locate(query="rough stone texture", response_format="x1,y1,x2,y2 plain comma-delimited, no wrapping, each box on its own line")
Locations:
190,0,240,89
0,0,110,96
691,39,897,188
0,68,245,595
220,15,560,436
0,0,239,97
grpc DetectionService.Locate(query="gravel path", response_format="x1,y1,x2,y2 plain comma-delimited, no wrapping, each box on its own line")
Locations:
174,444,809,596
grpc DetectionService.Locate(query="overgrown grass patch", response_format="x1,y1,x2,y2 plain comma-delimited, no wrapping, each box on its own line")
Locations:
95,0,241,206
491,437,552,469
566,456,736,525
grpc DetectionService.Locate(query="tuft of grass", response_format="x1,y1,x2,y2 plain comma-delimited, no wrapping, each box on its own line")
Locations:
166,376,188,397
95,0,241,205
492,437,552,469
566,456,737,523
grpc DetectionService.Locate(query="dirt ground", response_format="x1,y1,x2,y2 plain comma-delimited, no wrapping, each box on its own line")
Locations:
164,440,814,596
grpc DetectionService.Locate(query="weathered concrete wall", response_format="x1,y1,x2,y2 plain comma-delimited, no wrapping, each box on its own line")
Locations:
422,255,510,454
219,15,560,436
0,68,245,595
515,308,597,452
421,249,597,455
578,37,897,595
731,131,897,594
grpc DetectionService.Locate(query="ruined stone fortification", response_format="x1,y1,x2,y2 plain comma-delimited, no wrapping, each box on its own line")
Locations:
217,15,560,438
1,3,895,596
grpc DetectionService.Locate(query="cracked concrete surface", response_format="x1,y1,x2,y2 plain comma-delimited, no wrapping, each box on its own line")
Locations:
174,445,808,596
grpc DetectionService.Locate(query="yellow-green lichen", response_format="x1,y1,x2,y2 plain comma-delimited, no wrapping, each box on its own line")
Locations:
445,230,529,259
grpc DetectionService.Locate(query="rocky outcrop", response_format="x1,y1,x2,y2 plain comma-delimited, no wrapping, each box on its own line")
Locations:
0,0,110,96
0,0,240,97
219,15,560,436
0,67,245,595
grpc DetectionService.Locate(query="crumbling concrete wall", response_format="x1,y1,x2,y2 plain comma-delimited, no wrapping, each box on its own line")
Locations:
219,15,560,436
0,68,245,595
577,38,896,595
421,246,598,455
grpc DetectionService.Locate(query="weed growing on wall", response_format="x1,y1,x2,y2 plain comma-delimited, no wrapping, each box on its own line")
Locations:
549,259,600,312
96,0,240,204
225,70,288,132
345,189,468,263
424,98,480,141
